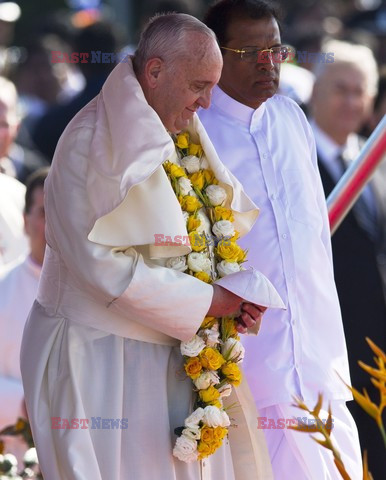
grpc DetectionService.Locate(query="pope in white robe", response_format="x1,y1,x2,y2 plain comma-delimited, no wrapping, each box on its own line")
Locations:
20,14,277,480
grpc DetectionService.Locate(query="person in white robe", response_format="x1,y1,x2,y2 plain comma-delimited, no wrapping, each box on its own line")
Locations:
20,14,276,480
0,168,47,462
199,1,362,479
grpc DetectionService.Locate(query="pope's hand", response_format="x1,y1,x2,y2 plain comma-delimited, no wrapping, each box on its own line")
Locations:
207,285,267,334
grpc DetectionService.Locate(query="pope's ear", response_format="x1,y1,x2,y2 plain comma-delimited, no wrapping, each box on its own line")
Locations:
144,58,163,89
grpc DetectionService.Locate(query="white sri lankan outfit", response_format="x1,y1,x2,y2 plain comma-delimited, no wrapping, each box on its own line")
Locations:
20,59,273,480
198,86,362,480
0,255,41,460
0,173,28,265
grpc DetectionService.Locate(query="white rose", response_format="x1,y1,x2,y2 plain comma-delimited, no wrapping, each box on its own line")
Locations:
202,406,230,427
221,338,245,363
193,370,220,390
178,176,193,196
218,383,232,398
181,155,200,174
212,220,235,239
217,260,241,278
173,434,198,463
180,335,206,357
205,185,227,206
182,426,201,440
196,211,210,234
187,252,212,273
198,328,220,347
185,407,205,428
166,256,188,272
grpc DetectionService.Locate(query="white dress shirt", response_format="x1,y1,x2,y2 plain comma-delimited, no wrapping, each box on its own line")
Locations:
199,86,351,409
0,173,28,265
0,255,41,428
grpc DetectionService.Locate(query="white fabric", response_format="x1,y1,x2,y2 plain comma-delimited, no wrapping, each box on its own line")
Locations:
0,255,40,428
0,173,28,265
198,86,352,410
259,402,362,480
21,60,271,479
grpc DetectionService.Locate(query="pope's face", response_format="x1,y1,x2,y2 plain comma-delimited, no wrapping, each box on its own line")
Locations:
219,16,281,109
147,34,223,133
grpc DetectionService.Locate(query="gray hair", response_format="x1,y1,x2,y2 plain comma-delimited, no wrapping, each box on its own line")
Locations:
313,39,378,98
0,76,20,124
133,13,217,74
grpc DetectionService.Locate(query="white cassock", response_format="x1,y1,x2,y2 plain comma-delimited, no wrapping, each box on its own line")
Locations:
0,255,41,460
0,174,28,265
20,59,274,480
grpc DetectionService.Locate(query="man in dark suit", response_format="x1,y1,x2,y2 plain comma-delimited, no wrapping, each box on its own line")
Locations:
309,39,386,479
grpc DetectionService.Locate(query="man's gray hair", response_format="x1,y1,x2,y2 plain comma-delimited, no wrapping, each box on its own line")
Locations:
313,39,378,98
133,13,217,73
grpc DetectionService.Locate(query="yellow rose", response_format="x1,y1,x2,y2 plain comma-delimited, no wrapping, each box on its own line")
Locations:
202,169,216,185
175,132,190,149
195,271,211,283
216,241,245,263
187,215,201,232
189,231,207,252
214,206,234,222
184,357,202,379
189,142,203,157
230,231,240,242
221,362,242,386
197,440,212,459
199,347,225,370
221,317,238,339
169,163,186,179
200,426,215,444
199,385,220,404
189,171,205,190
180,196,202,213
214,426,227,441
201,316,218,329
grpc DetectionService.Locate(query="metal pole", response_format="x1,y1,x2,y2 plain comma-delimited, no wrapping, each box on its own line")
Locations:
327,115,386,235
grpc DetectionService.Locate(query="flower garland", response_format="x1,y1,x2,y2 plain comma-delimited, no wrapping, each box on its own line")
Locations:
163,132,248,463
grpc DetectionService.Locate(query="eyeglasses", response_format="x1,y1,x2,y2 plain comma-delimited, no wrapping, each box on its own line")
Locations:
221,45,295,63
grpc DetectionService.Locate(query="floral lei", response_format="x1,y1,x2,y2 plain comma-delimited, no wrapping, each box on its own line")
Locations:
163,132,248,463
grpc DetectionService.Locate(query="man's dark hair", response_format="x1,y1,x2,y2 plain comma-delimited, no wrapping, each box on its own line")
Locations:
204,0,282,46
25,167,49,214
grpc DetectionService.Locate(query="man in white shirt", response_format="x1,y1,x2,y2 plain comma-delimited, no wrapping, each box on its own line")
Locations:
0,167,47,456
310,40,386,479
199,1,362,478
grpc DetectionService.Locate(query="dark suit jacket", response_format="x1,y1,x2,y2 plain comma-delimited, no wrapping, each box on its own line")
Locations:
318,156,386,478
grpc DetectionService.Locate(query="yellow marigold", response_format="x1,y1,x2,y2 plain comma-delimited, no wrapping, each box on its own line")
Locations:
214,206,234,222
195,271,211,283
214,426,228,441
216,241,245,263
221,317,238,339
189,231,207,252
189,142,203,157
221,362,242,386
199,385,220,404
201,316,218,329
199,347,225,370
180,195,202,213
184,357,202,379
187,215,201,232
189,171,205,190
175,132,190,149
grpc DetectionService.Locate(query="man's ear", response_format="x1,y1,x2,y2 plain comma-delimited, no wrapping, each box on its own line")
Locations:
144,58,164,89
